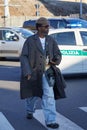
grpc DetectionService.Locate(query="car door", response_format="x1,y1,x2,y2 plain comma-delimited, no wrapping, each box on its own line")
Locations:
79,30,87,73
50,30,83,74
0,29,24,57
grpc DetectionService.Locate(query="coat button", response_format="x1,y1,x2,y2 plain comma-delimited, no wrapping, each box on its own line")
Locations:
40,56,42,58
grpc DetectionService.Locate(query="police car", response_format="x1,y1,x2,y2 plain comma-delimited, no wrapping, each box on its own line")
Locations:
0,28,87,74
23,18,87,32
49,28,87,74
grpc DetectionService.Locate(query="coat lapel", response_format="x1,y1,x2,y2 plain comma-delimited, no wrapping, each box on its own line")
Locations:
34,34,44,55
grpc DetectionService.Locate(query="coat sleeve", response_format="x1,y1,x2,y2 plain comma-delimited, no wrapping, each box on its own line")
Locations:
52,38,62,65
20,38,32,77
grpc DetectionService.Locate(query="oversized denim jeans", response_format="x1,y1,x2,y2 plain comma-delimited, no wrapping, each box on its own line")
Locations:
26,74,56,124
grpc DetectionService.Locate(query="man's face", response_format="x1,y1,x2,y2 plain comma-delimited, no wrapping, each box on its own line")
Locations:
39,24,49,36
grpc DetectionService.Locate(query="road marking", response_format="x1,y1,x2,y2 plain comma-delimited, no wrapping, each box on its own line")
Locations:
0,80,19,90
0,66,17,68
0,112,15,130
79,107,87,112
34,109,84,130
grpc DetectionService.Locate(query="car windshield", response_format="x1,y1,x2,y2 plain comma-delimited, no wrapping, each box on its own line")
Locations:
13,28,34,39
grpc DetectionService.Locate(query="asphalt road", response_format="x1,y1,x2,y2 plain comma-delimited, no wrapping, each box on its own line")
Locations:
0,59,87,130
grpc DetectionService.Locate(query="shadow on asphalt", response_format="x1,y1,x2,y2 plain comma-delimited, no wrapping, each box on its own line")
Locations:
0,57,19,62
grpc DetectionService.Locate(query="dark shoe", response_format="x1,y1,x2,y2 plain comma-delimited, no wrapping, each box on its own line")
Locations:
26,113,33,119
46,123,59,129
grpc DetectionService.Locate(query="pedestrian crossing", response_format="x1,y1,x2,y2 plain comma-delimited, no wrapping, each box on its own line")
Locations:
34,109,84,130
0,109,86,130
0,112,14,130
79,107,87,113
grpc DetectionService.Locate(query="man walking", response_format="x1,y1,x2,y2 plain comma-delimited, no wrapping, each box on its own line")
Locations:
20,17,62,129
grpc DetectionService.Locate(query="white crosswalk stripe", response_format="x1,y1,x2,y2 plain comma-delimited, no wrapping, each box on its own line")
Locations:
34,109,84,130
79,107,87,113
0,109,85,130
0,112,15,130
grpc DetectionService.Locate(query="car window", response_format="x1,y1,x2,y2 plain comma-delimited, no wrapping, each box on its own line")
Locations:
3,30,19,41
50,31,76,45
80,31,87,46
15,28,33,39
57,21,67,28
49,20,58,28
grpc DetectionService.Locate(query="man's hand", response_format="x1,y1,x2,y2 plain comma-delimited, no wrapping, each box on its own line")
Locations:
27,75,31,80
49,60,56,65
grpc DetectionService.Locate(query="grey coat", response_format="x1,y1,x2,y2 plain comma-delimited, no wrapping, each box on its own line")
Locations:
20,33,62,99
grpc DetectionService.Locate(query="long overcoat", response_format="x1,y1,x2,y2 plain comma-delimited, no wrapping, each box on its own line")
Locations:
20,33,62,99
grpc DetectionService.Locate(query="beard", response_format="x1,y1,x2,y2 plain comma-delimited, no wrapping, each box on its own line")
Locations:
43,29,49,36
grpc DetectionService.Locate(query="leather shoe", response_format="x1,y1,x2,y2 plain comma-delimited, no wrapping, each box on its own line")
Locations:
26,113,33,119
46,123,59,129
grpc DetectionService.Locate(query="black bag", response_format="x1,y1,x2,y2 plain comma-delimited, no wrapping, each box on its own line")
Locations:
45,65,66,99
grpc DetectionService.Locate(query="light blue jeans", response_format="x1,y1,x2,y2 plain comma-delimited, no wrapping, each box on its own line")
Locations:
26,74,56,124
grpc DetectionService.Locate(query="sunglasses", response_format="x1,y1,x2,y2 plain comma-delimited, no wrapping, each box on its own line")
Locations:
41,25,49,28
